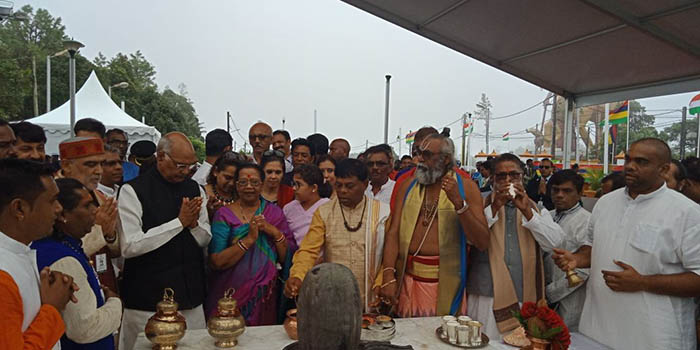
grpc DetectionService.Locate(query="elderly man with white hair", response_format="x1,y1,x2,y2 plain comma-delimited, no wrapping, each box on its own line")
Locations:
116,132,211,350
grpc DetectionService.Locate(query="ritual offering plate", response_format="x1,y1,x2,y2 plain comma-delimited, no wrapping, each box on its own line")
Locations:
435,326,489,349
361,314,396,342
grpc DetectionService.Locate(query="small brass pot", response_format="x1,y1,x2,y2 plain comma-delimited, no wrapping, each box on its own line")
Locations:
283,308,298,340
145,288,187,350
207,288,246,348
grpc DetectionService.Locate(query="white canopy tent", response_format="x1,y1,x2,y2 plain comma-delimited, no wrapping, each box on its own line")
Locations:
340,0,700,167
28,71,161,155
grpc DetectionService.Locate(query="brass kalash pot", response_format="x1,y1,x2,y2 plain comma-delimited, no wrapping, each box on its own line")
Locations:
145,288,187,350
207,288,246,348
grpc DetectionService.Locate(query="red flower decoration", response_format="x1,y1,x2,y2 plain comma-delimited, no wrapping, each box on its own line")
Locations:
521,302,537,318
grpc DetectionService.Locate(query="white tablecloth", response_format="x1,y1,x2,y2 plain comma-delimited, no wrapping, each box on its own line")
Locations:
134,317,610,350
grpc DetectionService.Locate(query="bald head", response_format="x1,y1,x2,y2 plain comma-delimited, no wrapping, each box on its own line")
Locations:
157,132,197,183
249,122,273,161
630,138,671,164
330,138,350,161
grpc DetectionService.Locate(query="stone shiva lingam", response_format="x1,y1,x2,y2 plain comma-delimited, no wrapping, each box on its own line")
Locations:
283,263,413,350
207,288,246,348
145,288,187,350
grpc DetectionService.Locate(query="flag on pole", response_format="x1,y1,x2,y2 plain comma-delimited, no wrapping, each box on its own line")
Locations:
502,132,510,141
463,119,473,136
608,125,618,145
405,131,416,144
600,101,629,126
690,94,700,115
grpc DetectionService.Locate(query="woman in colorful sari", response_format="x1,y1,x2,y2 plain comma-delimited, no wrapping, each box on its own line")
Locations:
206,163,297,326
32,178,122,349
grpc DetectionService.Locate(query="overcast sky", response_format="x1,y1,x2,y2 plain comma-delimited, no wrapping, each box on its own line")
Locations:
19,0,699,158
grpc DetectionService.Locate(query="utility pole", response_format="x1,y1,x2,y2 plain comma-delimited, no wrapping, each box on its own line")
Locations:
485,108,490,154
227,111,231,134
365,140,368,151
681,106,687,158
282,118,286,130
314,109,317,133
551,95,558,158
383,75,392,144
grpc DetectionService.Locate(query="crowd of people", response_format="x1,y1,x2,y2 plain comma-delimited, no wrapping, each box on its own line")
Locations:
1,117,700,350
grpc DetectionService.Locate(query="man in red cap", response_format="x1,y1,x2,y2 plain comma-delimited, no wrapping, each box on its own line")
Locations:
59,137,120,292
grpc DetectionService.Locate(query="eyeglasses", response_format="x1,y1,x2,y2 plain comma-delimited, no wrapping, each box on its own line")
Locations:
541,166,551,169
494,172,523,181
164,152,197,171
263,149,285,158
366,161,389,168
236,179,262,187
414,149,440,160
249,134,271,141
107,140,128,147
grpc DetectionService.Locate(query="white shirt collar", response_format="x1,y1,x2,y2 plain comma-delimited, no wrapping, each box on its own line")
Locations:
0,230,31,255
97,183,119,197
624,183,667,202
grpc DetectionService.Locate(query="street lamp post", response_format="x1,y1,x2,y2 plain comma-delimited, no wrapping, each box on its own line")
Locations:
63,39,84,137
383,75,391,144
109,82,129,111
108,81,129,97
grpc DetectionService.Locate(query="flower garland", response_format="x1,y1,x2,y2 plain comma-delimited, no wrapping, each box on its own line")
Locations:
514,301,571,350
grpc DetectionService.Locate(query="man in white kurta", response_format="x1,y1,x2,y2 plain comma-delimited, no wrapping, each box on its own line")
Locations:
554,138,700,350
518,169,590,331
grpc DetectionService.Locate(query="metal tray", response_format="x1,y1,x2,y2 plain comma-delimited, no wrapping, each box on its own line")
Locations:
435,326,490,349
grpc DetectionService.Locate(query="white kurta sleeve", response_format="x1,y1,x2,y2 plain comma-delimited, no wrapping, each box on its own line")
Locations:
50,257,122,344
521,209,563,252
81,225,106,256
484,205,499,228
189,187,212,248
117,184,185,259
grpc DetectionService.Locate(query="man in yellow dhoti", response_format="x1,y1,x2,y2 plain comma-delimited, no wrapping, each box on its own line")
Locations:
284,158,390,311
379,133,490,317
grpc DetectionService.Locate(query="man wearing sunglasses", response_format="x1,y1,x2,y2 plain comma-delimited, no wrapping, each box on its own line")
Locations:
526,158,555,210
248,122,273,165
116,132,211,350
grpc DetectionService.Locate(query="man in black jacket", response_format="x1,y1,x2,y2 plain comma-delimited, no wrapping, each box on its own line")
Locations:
526,158,555,210
117,132,211,350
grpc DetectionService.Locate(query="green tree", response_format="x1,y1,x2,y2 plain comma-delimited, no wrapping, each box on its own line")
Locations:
659,117,699,158
597,100,658,156
0,5,93,119
189,136,205,162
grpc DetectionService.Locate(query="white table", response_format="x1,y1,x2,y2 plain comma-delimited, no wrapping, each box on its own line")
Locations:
134,317,610,350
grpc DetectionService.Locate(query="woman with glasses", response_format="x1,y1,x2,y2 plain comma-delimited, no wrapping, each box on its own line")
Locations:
205,163,297,326
315,154,337,199
260,151,295,208
204,152,244,219
283,164,331,246
32,178,122,349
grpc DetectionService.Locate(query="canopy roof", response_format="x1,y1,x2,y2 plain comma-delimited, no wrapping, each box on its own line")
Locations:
341,0,700,106
29,71,160,154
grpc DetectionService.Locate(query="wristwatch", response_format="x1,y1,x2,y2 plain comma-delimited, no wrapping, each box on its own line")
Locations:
455,200,469,214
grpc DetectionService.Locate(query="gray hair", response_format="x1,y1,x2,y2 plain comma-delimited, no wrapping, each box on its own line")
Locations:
424,133,456,168
156,136,172,154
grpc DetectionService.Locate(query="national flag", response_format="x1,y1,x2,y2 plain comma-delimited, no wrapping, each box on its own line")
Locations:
405,131,416,144
502,132,510,141
600,101,629,126
690,94,700,115
608,125,618,145
463,119,473,136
